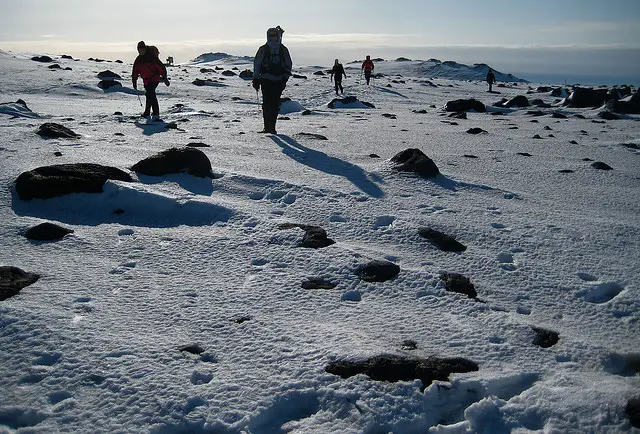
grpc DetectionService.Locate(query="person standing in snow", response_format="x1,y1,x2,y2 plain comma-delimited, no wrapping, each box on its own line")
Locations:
132,41,169,120
330,59,347,95
361,55,374,85
486,68,496,93
252,26,293,134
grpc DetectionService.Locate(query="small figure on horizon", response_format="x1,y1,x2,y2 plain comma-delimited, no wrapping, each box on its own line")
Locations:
486,68,496,93
253,26,293,134
361,55,374,85
132,41,169,121
166,56,174,66
330,59,347,95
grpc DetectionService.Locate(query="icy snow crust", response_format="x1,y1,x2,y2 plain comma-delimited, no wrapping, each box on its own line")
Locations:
0,51,639,433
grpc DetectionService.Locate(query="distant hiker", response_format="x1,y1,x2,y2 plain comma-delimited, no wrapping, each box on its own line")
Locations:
253,26,292,134
361,55,374,85
486,68,496,92
132,41,170,120
166,56,174,66
330,59,347,95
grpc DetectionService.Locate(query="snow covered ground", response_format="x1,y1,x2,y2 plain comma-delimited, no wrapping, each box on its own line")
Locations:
1,49,639,433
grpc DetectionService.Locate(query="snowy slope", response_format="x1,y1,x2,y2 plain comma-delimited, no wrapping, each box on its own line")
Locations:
0,49,639,434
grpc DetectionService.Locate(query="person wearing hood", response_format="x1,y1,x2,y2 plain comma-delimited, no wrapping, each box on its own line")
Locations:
132,41,169,121
252,26,293,134
330,59,347,95
361,55,374,85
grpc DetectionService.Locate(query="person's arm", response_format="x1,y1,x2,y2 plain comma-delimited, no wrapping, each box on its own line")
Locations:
132,57,140,89
282,46,292,78
253,46,265,79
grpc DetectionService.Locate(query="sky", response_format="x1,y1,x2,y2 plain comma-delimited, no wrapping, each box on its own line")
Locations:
1,0,639,84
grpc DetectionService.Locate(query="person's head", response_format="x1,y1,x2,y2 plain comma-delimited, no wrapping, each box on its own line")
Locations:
334,59,339,64
366,55,371,60
267,28,278,41
137,41,146,55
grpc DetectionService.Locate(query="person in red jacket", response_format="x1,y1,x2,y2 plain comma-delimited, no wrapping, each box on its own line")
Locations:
361,55,374,85
132,41,169,120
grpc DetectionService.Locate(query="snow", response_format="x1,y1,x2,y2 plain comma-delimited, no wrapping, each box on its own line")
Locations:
0,49,639,433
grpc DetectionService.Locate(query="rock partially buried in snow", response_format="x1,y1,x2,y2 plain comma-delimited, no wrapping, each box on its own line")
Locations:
531,327,559,348
504,95,530,108
132,148,214,178
0,266,40,300
591,161,613,171
36,123,80,138
439,273,477,298
301,279,336,289
97,70,122,80
238,69,253,79
98,80,122,90
31,55,53,63
467,127,487,134
391,148,440,178
278,223,335,248
358,260,400,282
325,354,479,391
418,228,467,252
563,87,609,108
328,96,375,109
25,222,74,241
445,99,486,112
0,99,39,118
15,163,133,200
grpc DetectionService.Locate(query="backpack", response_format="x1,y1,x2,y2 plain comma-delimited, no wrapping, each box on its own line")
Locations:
261,44,285,76
146,45,160,58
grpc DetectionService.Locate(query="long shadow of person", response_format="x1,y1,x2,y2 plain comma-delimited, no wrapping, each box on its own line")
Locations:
270,135,384,198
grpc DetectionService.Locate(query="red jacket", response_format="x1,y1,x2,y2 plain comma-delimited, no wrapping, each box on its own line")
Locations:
362,59,374,72
132,53,166,86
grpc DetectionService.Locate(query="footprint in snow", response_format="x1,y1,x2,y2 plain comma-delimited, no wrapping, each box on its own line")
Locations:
578,281,625,303
497,252,517,271
109,261,137,274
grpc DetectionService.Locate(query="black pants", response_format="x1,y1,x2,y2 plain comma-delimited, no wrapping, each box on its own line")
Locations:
364,71,372,85
334,79,343,94
144,82,159,116
260,79,284,132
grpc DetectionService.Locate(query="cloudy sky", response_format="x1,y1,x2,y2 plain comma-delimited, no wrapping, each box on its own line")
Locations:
1,0,639,83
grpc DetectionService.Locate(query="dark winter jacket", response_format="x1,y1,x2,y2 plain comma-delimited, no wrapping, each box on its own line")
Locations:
330,63,346,81
132,51,167,86
362,59,374,72
253,28,293,82
486,71,496,84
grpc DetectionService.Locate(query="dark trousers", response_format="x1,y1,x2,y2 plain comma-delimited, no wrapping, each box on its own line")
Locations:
144,81,159,116
334,79,343,94
364,71,372,85
260,79,284,132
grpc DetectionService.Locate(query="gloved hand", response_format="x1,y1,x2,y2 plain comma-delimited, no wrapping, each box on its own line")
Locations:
164,78,170,86
132,81,137,90
252,78,260,91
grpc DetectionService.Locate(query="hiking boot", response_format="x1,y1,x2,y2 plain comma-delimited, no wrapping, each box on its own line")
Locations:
151,115,161,122
141,112,150,118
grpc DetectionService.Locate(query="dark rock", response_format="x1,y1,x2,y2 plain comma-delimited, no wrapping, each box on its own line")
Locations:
627,397,640,428
574,114,586,119
517,152,533,157
48,64,61,69
591,161,613,170
113,111,123,115
532,134,543,139
325,354,478,392
550,88,567,97
238,69,253,79
25,222,74,241
439,273,477,298
621,143,639,150
232,316,252,324
444,99,486,112
313,70,326,76
97,70,122,80
292,74,307,79
527,110,545,117
179,344,204,355
98,80,122,90
278,223,335,248
606,91,640,114
296,132,328,140
463,154,478,159
553,114,568,120
401,340,418,350
558,169,574,173
328,96,375,109
61,55,73,60
449,111,467,119
598,110,620,120
132,147,213,178
531,327,559,348
563,87,609,108
53,151,63,157
569,140,578,144
0,266,40,300
36,123,80,138
391,148,439,178
187,142,210,148
301,110,312,115
221,70,236,76
582,158,594,161
369,154,380,158
504,95,530,108
31,55,53,62
114,132,124,136
301,279,336,290
543,126,552,130
15,163,133,200
357,260,400,282
418,228,466,252
382,113,397,119
467,127,487,134
412,109,428,114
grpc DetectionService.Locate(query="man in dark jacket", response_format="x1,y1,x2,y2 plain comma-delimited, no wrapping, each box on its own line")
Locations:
486,68,496,93
252,26,292,134
330,59,347,95
132,41,169,120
